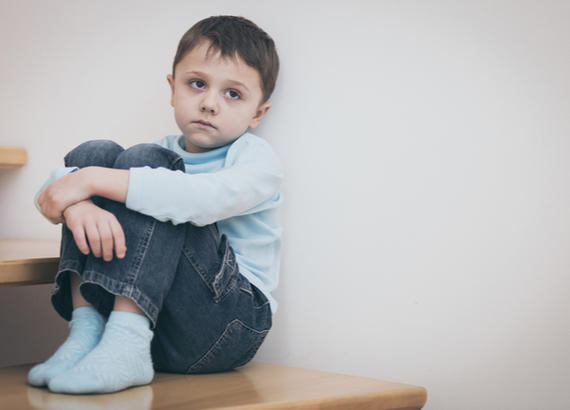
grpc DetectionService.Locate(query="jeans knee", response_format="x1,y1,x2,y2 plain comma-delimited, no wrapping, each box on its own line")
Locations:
64,139,124,168
113,143,184,171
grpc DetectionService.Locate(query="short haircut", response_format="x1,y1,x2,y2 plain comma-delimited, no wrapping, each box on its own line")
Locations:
172,16,279,103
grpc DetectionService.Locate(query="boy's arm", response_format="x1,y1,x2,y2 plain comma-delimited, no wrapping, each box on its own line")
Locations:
126,141,283,226
37,166,129,223
35,168,128,260
37,137,282,226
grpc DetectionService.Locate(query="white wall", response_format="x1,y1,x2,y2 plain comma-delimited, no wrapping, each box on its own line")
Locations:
1,1,569,409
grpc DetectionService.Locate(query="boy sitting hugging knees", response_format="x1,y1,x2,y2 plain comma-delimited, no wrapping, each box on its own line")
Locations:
29,15,282,394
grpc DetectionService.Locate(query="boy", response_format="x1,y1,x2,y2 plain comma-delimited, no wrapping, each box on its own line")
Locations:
28,15,282,394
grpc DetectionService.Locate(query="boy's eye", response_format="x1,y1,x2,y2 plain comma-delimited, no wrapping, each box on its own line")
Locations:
225,89,241,100
190,79,206,89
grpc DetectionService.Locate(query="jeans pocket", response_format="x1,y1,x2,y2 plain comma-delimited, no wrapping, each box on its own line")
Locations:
184,232,239,304
211,234,239,303
187,319,269,374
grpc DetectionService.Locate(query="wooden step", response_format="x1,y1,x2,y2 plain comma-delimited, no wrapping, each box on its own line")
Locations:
0,239,60,287
0,361,427,409
0,146,27,168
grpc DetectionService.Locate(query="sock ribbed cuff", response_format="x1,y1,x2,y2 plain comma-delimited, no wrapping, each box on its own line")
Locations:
107,310,150,330
69,306,105,330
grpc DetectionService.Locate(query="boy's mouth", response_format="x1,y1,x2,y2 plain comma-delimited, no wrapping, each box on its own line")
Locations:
193,120,216,129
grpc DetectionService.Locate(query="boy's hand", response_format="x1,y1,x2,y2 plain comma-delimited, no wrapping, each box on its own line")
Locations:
38,168,93,224
63,199,127,261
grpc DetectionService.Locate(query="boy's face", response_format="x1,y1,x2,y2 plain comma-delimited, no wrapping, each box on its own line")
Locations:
167,41,271,153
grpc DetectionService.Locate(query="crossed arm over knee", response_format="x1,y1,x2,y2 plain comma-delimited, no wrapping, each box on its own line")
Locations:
37,166,129,223
37,141,188,262
37,166,130,261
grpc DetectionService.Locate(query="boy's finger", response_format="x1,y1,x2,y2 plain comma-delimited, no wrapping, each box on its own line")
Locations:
97,221,114,262
84,222,102,258
110,220,127,259
71,225,90,255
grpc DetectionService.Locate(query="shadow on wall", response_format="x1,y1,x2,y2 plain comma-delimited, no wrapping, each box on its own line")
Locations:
0,284,68,367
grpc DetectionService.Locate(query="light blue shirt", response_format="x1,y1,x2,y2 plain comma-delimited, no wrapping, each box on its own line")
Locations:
35,133,283,313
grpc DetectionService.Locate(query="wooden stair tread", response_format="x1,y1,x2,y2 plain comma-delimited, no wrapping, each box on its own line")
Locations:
0,239,60,286
0,146,27,168
0,362,427,409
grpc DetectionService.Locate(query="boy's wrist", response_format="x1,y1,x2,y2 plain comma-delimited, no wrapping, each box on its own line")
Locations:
79,167,98,198
62,198,93,218
83,166,129,204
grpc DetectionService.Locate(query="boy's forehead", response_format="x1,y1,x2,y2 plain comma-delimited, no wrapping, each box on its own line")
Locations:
180,43,239,70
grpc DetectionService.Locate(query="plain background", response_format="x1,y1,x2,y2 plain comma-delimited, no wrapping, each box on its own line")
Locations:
1,1,569,409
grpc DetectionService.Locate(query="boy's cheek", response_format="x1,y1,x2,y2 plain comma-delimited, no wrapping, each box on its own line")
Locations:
174,101,193,118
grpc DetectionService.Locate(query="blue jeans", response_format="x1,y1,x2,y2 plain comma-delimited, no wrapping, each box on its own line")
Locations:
51,140,272,374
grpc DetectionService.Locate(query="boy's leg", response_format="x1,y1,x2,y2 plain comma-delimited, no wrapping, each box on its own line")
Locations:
48,143,186,394
28,140,124,387
66,143,187,325
52,139,126,321
151,225,273,375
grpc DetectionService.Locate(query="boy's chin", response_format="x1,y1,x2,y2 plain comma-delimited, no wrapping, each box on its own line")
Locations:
184,135,236,153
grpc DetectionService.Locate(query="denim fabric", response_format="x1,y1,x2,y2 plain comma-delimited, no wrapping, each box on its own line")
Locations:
51,139,272,374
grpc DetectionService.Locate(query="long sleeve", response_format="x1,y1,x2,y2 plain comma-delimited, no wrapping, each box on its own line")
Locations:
126,136,283,226
34,166,79,223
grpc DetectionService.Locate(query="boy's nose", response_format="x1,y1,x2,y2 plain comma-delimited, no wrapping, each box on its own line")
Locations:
200,104,216,114
200,92,218,115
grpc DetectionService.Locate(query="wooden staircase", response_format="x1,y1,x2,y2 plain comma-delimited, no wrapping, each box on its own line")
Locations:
1,362,427,409
0,146,26,168
0,145,427,409
0,147,60,287
0,239,60,287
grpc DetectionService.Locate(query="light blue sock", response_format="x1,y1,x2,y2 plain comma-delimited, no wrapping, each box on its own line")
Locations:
48,310,154,394
28,306,105,387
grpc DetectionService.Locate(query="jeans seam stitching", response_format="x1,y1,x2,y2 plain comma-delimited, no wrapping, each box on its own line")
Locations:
186,319,269,373
81,270,159,326
252,300,270,309
182,247,212,293
186,319,239,373
127,219,156,284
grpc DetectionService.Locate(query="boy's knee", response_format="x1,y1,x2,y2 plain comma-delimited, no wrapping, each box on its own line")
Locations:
113,143,184,171
64,139,124,168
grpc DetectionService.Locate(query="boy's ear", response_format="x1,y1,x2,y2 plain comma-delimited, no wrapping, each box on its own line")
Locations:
248,102,272,129
167,74,175,107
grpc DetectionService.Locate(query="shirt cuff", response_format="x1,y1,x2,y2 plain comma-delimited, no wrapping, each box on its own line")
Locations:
34,167,79,224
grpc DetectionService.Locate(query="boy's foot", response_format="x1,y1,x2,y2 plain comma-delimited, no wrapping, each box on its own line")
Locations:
28,306,105,387
48,310,154,394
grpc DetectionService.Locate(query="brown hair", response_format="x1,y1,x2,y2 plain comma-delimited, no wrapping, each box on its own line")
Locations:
172,16,279,103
